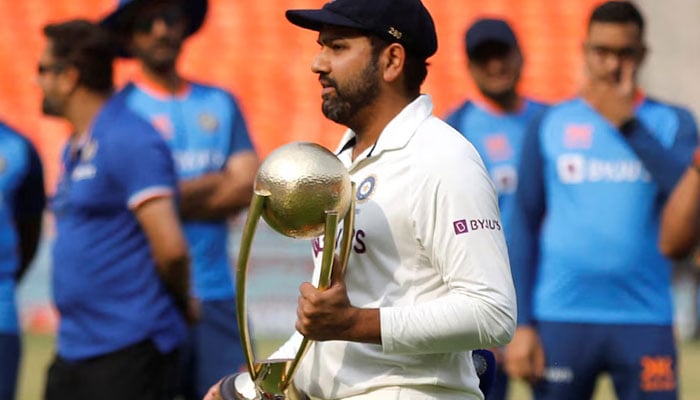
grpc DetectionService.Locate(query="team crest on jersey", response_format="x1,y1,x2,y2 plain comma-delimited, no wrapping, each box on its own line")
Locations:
356,175,376,203
198,113,219,133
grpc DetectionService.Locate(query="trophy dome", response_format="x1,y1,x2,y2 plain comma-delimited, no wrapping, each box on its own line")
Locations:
255,142,352,239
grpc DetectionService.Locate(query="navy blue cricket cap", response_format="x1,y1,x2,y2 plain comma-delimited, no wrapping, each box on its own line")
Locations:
285,0,438,59
101,0,207,57
465,18,519,58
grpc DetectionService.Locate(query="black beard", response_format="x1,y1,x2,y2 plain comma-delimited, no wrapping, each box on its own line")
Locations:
41,97,63,117
135,40,182,74
321,60,380,125
481,87,518,108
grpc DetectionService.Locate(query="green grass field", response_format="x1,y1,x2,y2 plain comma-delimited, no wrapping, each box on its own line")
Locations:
17,334,700,400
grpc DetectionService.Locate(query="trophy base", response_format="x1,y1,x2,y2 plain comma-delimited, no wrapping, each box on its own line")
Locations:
218,360,307,400
219,373,256,400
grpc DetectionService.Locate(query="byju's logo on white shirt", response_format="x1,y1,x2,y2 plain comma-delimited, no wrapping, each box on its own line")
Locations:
453,219,502,235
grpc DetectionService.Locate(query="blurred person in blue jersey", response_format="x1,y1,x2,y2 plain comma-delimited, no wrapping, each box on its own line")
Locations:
100,1,258,399
659,147,700,342
0,122,44,400
38,19,193,400
660,147,700,259
504,2,698,399
445,19,547,398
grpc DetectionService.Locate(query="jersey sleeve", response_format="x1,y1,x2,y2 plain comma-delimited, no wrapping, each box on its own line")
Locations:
380,139,516,355
227,95,255,156
506,113,547,326
268,331,304,360
622,107,699,196
13,138,45,219
102,116,177,210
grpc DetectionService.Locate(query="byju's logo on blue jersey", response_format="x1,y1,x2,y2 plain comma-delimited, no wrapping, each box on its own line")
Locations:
557,153,650,184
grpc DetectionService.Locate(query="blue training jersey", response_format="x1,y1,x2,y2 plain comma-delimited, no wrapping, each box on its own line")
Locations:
0,123,44,333
445,99,548,235
120,80,254,300
51,92,186,360
508,96,698,326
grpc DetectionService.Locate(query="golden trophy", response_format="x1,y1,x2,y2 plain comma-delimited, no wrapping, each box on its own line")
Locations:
220,142,356,400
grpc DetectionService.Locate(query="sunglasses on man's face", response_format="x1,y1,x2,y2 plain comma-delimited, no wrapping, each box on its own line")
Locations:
132,6,185,34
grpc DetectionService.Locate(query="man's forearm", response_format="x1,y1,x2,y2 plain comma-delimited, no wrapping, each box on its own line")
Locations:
179,173,253,220
178,173,223,217
156,254,192,315
14,216,42,282
660,166,700,259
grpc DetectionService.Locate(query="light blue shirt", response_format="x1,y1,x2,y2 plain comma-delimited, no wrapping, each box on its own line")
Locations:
446,98,547,235
121,81,255,300
508,96,698,325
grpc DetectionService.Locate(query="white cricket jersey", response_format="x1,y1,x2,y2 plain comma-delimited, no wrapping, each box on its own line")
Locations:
274,95,516,399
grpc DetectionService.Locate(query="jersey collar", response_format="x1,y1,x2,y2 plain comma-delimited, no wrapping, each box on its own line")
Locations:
336,94,434,162
472,92,526,116
633,88,646,107
130,70,191,100
580,88,646,110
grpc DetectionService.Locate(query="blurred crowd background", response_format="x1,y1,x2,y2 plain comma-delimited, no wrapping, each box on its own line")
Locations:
3,0,700,339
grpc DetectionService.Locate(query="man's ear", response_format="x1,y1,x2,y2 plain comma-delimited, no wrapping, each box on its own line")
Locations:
58,66,80,95
382,43,405,83
637,44,648,65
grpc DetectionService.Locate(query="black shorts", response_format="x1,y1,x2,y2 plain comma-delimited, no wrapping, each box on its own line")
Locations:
44,340,179,400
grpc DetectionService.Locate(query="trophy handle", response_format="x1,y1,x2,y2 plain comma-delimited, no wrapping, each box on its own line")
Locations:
234,186,356,396
283,185,356,390
283,211,338,388
337,182,356,275
236,190,271,379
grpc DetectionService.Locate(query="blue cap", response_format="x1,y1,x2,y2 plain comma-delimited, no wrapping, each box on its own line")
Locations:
286,0,438,59
465,18,519,58
101,0,207,57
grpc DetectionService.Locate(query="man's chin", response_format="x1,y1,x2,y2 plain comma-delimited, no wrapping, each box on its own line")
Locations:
140,50,179,73
146,59,178,74
482,89,512,101
41,103,62,118
321,106,349,125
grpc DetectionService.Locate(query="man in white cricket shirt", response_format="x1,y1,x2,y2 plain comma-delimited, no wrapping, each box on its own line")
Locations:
205,0,516,398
